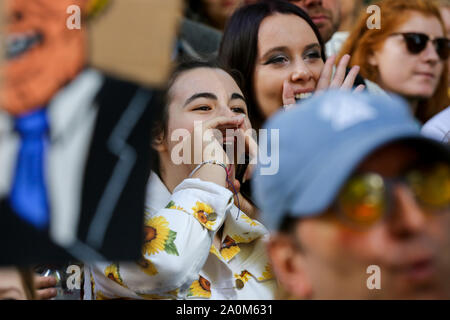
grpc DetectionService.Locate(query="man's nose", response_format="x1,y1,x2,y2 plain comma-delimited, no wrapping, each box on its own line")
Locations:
387,184,427,237
299,0,323,8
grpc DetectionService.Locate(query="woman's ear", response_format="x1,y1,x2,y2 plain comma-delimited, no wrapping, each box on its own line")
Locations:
368,52,378,67
152,131,167,153
267,233,313,299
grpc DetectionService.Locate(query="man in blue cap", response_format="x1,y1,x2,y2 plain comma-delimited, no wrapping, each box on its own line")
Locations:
253,91,450,299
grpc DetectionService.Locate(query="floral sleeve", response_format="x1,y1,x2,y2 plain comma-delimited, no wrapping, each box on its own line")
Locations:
89,178,234,298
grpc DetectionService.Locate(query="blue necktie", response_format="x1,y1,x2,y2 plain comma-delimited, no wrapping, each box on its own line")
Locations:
10,108,50,229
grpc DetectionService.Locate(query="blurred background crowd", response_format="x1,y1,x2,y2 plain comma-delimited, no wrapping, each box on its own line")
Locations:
0,0,449,300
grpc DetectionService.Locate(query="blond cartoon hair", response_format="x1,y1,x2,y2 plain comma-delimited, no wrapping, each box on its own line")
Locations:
86,0,110,18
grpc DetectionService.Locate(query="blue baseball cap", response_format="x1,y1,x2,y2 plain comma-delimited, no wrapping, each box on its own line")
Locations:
252,90,450,231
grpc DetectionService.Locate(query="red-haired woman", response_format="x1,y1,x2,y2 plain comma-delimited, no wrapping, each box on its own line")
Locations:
338,0,449,123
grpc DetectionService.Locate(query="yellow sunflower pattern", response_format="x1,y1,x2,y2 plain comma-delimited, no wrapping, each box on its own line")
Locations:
187,276,212,298
138,288,180,300
257,263,274,281
95,290,113,300
138,293,171,300
220,235,241,261
241,214,260,227
90,274,95,298
104,263,125,287
137,256,158,276
234,270,252,284
165,200,186,212
192,202,217,230
231,234,253,244
143,215,179,257
210,245,222,260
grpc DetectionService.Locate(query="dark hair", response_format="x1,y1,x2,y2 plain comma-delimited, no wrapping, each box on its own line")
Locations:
219,0,326,130
149,59,244,176
183,0,216,29
278,215,303,251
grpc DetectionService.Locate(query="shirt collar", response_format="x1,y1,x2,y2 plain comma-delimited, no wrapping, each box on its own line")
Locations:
0,110,13,135
0,68,104,138
48,68,104,140
145,171,172,214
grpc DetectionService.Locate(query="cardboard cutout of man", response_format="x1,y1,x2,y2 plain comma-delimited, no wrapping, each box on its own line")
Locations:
0,0,179,265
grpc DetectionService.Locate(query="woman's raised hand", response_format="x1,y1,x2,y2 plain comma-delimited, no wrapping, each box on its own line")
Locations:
316,54,365,93
189,115,246,187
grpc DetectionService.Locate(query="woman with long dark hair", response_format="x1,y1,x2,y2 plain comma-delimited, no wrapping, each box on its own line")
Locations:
84,60,276,300
219,0,364,130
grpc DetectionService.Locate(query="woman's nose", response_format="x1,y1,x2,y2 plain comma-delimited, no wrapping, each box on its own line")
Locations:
422,40,440,64
291,61,313,82
217,104,236,118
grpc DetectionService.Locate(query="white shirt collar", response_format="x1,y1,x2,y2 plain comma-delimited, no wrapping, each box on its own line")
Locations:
48,68,104,140
145,171,172,213
0,110,13,135
0,68,104,138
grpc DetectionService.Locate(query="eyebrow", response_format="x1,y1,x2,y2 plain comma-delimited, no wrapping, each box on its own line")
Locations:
261,43,321,59
231,93,246,103
183,92,246,107
183,92,217,107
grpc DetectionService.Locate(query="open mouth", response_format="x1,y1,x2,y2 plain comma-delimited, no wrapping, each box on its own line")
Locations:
294,92,313,102
6,31,44,60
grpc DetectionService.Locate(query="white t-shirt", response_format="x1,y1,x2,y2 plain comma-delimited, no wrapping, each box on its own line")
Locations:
421,107,450,144
325,31,349,58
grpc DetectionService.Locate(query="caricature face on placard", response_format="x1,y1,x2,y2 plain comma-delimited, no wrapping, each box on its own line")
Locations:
0,0,181,266
2,0,88,115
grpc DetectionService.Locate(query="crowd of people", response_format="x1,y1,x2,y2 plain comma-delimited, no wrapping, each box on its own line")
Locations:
1,0,449,300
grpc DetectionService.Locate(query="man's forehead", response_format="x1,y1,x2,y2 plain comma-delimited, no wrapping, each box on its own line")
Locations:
355,143,421,175
289,0,339,9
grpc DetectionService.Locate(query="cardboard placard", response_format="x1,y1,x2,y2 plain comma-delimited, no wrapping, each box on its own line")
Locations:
0,0,179,266
89,0,182,88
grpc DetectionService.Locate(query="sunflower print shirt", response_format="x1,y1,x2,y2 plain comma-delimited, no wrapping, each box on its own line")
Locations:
84,172,276,300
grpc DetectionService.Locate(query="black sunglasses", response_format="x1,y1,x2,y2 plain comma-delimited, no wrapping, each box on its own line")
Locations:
390,32,450,60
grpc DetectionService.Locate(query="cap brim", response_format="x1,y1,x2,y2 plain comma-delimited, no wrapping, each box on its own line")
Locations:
288,123,450,222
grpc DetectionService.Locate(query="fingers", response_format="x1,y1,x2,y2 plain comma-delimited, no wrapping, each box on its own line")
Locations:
316,54,364,94
341,65,360,90
202,115,245,132
353,84,366,93
282,80,296,107
233,192,259,219
316,55,336,92
34,275,58,300
236,128,258,159
243,163,254,183
228,178,240,194
37,287,57,300
201,114,245,146
34,275,57,289
330,54,350,89
235,128,257,182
